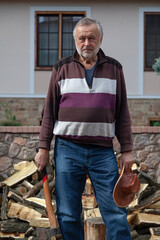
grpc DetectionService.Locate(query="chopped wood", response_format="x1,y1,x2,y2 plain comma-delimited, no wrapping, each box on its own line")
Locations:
144,208,160,215
3,161,37,187
150,227,160,239
7,202,42,222
0,219,29,233
84,178,93,195
140,163,148,172
8,191,23,203
85,217,106,240
23,174,53,199
139,171,160,189
22,180,33,190
13,186,27,196
29,218,50,228
84,208,101,220
132,213,160,226
24,197,56,211
82,194,97,208
0,231,25,239
36,179,55,199
14,161,30,171
1,186,8,220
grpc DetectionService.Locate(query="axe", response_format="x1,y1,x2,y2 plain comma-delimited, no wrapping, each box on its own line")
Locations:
36,150,61,239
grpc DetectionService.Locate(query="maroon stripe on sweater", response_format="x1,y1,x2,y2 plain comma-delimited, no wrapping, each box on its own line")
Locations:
58,135,114,142
59,93,116,109
58,107,115,123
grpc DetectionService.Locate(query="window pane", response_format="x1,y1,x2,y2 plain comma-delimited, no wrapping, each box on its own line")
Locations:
145,13,160,69
39,50,48,66
38,16,49,32
49,16,59,32
49,33,58,49
49,50,58,65
63,33,73,49
39,33,48,49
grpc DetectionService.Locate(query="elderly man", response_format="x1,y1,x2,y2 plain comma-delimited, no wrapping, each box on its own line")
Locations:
35,17,133,240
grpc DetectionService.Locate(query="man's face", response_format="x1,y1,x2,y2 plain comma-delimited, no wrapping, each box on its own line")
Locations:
74,23,102,60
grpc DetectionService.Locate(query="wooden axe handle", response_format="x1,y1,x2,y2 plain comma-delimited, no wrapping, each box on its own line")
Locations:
42,167,58,229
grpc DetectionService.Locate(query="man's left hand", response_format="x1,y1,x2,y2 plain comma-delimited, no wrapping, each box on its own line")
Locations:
119,151,135,171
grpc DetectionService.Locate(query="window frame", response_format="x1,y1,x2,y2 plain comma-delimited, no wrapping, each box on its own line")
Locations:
144,12,160,71
35,11,86,70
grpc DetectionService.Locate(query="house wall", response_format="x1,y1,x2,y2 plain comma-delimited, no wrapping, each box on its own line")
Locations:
0,0,160,97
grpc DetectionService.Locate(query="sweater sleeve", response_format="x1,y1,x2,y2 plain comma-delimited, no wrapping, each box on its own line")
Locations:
115,68,133,153
39,68,59,150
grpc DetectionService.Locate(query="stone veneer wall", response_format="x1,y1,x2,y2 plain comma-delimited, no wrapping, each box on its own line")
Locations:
0,126,160,183
0,98,160,126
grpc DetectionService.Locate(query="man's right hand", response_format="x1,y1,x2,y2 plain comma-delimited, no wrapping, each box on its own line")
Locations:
35,148,49,172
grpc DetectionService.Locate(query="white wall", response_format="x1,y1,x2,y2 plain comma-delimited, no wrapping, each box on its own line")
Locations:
0,0,160,97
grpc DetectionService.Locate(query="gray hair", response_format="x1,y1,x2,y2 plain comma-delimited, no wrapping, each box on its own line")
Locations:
73,17,103,39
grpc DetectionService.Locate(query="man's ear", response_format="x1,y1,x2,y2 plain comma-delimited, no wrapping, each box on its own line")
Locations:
100,36,103,45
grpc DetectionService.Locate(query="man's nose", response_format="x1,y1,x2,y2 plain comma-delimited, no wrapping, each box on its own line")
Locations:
84,38,90,46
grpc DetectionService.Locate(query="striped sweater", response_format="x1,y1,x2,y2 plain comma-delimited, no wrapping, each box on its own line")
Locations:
39,49,132,153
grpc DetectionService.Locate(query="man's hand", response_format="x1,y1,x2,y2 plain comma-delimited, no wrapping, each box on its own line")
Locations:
119,151,135,171
35,148,49,172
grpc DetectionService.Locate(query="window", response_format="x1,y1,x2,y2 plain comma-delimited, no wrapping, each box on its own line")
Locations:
35,12,85,70
144,12,160,70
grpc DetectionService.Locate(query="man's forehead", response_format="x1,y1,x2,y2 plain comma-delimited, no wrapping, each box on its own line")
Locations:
76,24,99,36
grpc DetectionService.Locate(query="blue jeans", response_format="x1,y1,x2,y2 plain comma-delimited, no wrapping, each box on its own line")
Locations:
54,138,131,240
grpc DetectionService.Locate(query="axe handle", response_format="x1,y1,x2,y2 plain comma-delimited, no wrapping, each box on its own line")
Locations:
42,167,58,229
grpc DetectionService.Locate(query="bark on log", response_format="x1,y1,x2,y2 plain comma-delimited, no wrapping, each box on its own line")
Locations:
24,174,53,198
1,186,8,220
8,191,23,203
22,180,34,190
0,219,30,233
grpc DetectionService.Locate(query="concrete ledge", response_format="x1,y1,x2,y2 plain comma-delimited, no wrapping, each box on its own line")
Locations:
0,126,160,134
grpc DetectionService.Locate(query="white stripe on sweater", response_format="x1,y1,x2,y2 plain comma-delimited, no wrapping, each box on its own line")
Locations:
58,78,116,95
53,120,115,138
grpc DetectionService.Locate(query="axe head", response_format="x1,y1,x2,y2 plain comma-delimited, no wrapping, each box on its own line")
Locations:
36,227,61,240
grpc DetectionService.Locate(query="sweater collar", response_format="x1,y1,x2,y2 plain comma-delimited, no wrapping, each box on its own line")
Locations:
73,48,107,65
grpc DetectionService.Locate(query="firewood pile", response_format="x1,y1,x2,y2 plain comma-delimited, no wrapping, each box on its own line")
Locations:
0,160,57,239
0,159,160,240
83,162,160,240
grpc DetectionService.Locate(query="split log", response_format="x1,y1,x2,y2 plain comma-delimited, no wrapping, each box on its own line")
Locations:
82,194,97,209
1,186,8,220
85,217,106,240
24,174,53,198
7,202,42,222
150,227,160,239
30,218,50,228
132,213,160,226
144,208,160,215
84,208,101,220
24,197,56,212
8,191,23,203
0,219,30,233
14,161,30,171
3,161,37,187
0,231,25,239
84,178,93,195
